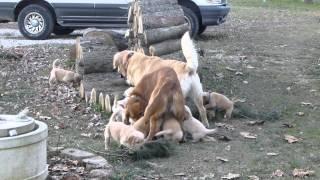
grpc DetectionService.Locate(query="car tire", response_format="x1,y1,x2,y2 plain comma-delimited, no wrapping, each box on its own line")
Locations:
198,25,207,35
182,7,199,38
18,4,54,40
53,26,74,35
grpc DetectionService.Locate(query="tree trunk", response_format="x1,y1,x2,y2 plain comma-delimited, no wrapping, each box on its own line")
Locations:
143,23,188,45
149,39,181,56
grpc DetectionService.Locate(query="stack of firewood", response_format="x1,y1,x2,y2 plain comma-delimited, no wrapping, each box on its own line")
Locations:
74,30,129,112
127,0,188,56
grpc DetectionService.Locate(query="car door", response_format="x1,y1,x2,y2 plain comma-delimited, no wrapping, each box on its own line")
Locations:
48,0,95,25
94,0,129,27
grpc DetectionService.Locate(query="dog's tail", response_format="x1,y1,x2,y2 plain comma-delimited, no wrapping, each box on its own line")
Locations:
181,31,198,72
205,128,217,135
155,129,173,137
52,59,59,68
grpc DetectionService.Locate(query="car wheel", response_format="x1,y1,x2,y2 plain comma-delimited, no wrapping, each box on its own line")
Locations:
182,7,199,38
53,26,74,35
198,25,207,35
18,4,54,40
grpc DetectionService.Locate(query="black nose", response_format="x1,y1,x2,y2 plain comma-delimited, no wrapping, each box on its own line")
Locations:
120,74,124,78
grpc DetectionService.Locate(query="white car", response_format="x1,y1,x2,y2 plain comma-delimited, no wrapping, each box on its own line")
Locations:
0,0,230,39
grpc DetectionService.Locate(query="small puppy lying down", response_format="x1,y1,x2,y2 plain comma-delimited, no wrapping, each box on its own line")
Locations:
49,59,81,86
183,106,217,142
104,113,145,150
155,117,183,143
203,92,234,120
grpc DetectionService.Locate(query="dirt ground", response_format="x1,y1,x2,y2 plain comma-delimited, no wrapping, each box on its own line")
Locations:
0,1,320,179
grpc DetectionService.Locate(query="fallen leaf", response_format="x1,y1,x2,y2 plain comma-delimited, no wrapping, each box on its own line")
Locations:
296,112,305,116
292,168,315,177
215,123,234,131
217,135,232,141
235,71,243,76
216,157,229,162
174,173,186,176
247,120,265,126
243,80,249,84
248,175,259,180
240,132,257,139
221,173,240,179
284,134,301,143
272,169,284,177
282,123,294,128
226,66,237,72
267,152,279,156
247,65,255,69
300,102,312,106
81,133,92,138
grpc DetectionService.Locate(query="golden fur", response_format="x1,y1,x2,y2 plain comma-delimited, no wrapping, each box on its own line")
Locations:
125,67,185,141
49,59,81,86
203,92,234,120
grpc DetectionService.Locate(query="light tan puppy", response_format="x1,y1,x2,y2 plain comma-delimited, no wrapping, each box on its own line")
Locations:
183,106,217,142
113,32,209,127
155,117,183,143
49,59,81,86
203,92,234,120
104,113,145,150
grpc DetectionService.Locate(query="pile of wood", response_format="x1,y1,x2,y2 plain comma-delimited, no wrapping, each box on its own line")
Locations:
74,30,129,112
127,0,188,56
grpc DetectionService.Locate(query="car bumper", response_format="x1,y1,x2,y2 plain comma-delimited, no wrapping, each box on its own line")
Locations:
0,2,15,21
199,5,230,26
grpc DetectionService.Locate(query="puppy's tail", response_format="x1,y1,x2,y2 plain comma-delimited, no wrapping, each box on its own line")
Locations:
181,31,198,72
205,128,217,135
155,129,173,137
53,59,59,68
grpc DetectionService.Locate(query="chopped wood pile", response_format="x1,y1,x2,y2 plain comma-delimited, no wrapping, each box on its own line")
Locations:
74,31,129,112
127,0,188,56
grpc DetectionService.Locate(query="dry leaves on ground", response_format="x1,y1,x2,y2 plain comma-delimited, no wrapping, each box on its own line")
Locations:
266,152,279,156
292,168,315,177
246,120,265,126
248,175,259,180
284,134,301,143
216,157,229,162
240,132,257,139
272,169,284,177
221,173,240,179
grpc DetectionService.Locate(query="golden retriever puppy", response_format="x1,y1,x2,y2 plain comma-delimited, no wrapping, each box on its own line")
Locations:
183,106,217,142
104,113,144,150
113,32,209,127
49,59,81,86
203,92,234,120
125,67,185,141
155,117,183,143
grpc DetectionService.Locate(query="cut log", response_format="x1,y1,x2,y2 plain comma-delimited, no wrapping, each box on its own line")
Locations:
76,38,117,75
69,36,81,61
138,14,185,30
105,95,112,113
99,93,105,111
79,73,128,105
143,23,188,45
137,0,178,6
127,5,134,24
149,39,181,56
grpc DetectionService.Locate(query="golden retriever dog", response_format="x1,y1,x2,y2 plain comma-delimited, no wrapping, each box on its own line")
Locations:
113,32,209,127
125,67,185,141
203,92,234,120
104,113,144,150
155,117,183,143
49,59,81,86
183,106,217,142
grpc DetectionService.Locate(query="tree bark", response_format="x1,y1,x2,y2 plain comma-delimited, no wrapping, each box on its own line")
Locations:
149,39,181,56
143,23,188,45
138,14,185,30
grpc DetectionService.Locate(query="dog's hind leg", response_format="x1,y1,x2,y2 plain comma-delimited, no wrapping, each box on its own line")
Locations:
191,77,209,127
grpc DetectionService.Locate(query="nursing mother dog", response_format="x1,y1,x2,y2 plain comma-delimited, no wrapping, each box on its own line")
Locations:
113,32,209,127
